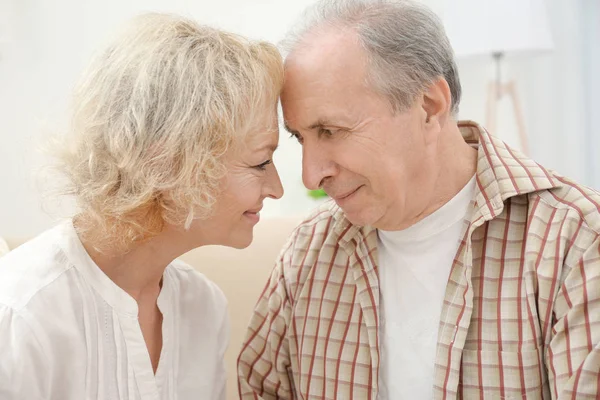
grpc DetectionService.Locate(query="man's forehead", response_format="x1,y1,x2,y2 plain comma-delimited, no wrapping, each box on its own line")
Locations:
284,27,366,77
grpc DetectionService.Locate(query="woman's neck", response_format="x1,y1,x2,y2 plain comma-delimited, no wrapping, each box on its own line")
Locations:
77,222,192,302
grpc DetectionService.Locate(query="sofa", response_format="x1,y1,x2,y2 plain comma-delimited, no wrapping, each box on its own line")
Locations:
1,216,303,400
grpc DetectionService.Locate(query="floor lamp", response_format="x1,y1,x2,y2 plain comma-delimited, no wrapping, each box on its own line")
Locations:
443,0,554,154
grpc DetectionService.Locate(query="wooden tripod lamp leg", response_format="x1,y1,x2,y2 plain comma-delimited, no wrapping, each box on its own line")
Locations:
485,80,530,155
485,81,499,135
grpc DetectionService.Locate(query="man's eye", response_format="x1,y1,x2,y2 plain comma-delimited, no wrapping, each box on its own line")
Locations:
289,133,304,144
254,160,272,170
318,127,333,136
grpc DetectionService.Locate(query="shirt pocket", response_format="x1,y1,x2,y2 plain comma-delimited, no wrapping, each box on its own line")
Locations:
459,346,549,399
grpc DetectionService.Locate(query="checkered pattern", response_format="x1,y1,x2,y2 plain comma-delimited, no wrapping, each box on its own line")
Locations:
238,121,600,399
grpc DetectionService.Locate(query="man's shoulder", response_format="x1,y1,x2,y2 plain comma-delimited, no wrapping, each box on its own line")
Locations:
274,201,360,297
285,199,361,251
532,173,600,235
291,200,339,237
278,200,352,270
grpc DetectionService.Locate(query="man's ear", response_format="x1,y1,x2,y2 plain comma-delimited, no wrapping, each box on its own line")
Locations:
422,77,452,129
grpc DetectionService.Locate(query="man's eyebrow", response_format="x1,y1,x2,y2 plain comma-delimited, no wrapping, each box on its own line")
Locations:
284,119,336,134
308,118,335,130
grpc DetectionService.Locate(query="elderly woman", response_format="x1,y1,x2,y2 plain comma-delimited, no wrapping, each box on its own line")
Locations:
0,13,283,400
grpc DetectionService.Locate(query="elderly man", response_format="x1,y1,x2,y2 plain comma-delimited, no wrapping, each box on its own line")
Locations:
238,0,600,398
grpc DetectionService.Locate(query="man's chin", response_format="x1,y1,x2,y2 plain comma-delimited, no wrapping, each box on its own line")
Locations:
340,207,376,228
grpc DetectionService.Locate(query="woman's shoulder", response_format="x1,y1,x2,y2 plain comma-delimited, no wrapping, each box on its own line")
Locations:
165,259,227,308
0,223,75,311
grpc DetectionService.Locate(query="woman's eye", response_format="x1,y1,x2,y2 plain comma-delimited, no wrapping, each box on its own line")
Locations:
254,160,272,170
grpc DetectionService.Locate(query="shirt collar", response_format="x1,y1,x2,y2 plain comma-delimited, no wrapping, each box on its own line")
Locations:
460,120,560,221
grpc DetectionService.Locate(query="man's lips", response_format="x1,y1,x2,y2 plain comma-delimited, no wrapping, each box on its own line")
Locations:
330,186,362,201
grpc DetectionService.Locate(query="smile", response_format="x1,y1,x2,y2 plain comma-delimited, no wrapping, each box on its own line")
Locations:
243,210,261,224
333,186,362,202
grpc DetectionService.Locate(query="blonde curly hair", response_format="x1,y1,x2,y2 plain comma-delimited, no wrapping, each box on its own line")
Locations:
53,13,283,251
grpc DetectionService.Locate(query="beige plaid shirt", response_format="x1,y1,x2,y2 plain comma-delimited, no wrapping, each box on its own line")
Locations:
238,121,600,399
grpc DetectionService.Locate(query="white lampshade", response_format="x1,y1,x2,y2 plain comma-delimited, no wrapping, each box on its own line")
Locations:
443,0,554,57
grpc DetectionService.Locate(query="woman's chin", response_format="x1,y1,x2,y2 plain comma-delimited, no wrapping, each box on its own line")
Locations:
225,229,254,249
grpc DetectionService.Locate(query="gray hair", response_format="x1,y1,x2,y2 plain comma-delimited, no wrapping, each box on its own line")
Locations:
282,0,461,115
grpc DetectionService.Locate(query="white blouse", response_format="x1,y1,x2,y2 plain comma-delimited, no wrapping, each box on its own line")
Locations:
0,221,229,400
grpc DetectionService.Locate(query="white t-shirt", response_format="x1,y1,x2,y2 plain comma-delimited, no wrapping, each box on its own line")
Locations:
0,220,229,400
378,177,475,399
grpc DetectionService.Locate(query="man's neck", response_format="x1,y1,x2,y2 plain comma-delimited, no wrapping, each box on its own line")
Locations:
427,123,478,216
378,123,478,231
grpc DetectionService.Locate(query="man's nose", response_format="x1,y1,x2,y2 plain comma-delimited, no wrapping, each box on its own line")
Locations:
301,141,336,190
